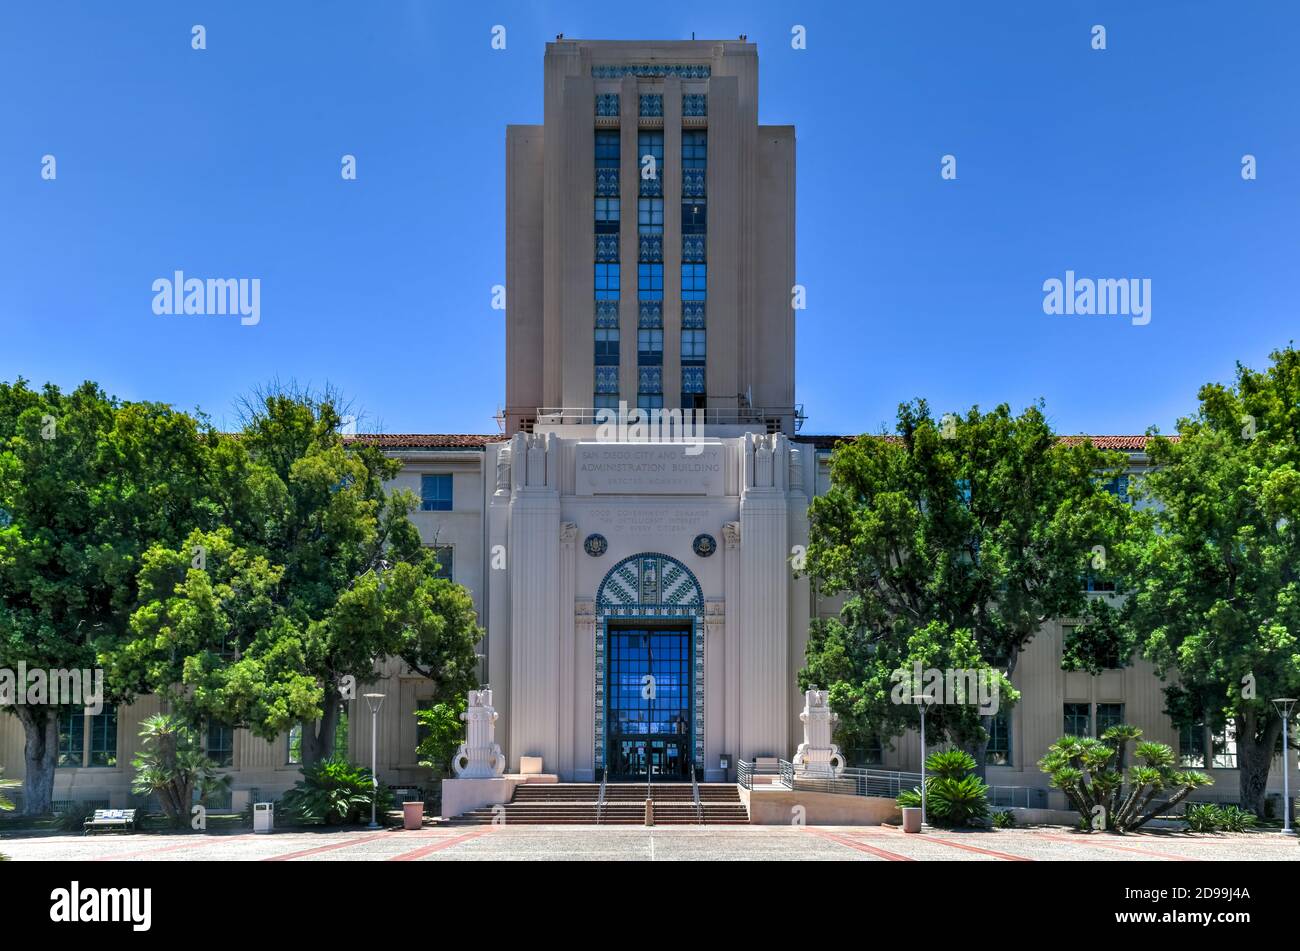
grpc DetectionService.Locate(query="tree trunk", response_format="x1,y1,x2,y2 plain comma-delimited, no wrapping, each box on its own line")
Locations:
15,705,58,816
963,716,991,781
299,688,342,767
1236,712,1280,819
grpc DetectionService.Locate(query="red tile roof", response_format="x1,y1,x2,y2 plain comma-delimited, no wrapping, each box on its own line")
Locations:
795,434,1178,452
344,433,1178,453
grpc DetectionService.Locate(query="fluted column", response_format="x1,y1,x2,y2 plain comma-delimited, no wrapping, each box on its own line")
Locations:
508,433,562,771
738,433,790,759
557,522,578,778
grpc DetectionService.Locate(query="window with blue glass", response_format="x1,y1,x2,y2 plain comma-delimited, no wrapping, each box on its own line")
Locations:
638,198,664,234
681,130,706,199
420,474,452,511
595,197,620,234
681,263,706,301
606,627,692,780
638,263,663,301
594,263,621,300
638,131,663,197
638,328,663,365
595,326,620,366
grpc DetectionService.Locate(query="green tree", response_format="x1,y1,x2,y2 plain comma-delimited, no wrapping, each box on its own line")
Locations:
415,697,467,776
1118,347,1300,817
1038,725,1211,832
801,399,1131,772
130,713,230,828
0,380,215,815
113,387,483,766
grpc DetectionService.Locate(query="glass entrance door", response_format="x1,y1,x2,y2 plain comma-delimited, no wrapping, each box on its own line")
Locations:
606,627,692,781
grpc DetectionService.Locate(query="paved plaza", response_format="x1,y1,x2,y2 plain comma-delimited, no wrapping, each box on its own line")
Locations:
2,824,1297,862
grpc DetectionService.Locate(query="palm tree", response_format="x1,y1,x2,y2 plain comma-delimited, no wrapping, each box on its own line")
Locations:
130,714,230,828
1039,725,1212,832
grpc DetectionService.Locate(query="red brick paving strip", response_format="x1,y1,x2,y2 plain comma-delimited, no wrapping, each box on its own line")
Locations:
262,831,394,862
1030,830,1197,861
388,827,495,861
807,827,914,861
872,826,1032,861
91,833,262,862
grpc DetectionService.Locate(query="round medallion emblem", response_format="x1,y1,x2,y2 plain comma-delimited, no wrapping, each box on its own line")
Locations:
692,533,717,557
584,533,608,557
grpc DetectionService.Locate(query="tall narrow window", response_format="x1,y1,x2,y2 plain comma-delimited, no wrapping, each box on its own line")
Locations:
206,721,234,768
681,131,706,410
638,131,664,197
986,708,1012,766
595,130,621,409
88,705,118,767
57,706,84,768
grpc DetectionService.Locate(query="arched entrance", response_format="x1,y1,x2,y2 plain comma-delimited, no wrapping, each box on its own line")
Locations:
594,553,705,780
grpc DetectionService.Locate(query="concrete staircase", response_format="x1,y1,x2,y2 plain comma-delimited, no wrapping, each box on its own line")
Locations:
456,782,749,825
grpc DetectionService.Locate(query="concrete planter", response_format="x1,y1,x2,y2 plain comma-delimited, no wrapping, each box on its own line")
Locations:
901,807,922,833
402,801,425,831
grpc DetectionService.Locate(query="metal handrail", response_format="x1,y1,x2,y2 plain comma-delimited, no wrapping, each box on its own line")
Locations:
765,760,1049,808
597,767,609,825
737,759,753,790
691,766,702,824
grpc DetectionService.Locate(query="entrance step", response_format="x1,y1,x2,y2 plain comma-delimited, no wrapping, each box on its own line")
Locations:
453,782,748,825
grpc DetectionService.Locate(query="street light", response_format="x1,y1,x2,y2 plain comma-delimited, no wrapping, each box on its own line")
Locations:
910,693,932,828
364,693,386,830
1272,698,1297,835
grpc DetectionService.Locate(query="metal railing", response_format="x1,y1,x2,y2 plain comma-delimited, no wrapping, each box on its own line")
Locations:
738,759,1048,808
596,767,609,825
534,405,806,431
691,766,702,824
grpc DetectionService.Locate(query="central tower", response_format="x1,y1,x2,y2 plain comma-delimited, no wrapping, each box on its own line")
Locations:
505,39,797,436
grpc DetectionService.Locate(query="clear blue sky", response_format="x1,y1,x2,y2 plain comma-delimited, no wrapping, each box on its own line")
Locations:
2,1,1296,437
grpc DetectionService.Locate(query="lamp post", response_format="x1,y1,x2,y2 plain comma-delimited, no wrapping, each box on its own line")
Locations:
364,693,386,829
1272,698,1297,835
911,693,931,828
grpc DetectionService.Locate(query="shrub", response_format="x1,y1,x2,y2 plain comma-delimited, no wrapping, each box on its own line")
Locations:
1038,725,1211,833
895,749,990,828
279,756,394,826
1184,803,1221,833
0,768,13,813
991,809,1015,829
1186,803,1258,833
55,805,91,833
130,714,231,829
1218,805,1258,832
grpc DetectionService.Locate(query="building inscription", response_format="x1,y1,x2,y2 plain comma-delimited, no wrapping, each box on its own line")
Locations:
576,442,724,496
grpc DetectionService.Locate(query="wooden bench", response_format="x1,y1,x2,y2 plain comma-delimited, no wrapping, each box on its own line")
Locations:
83,808,137,835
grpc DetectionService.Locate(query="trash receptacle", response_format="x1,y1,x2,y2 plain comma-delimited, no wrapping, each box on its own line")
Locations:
254,802,275,834
403,801,424,831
